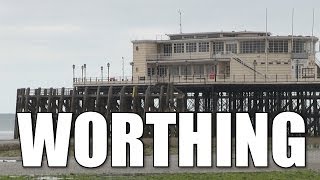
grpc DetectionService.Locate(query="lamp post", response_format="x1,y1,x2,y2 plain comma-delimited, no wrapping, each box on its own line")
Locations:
81,65,84,82
156,60,159,82
296,59,299,81
185,60,188,83
84,64,87,81
107,62,110,82
101,66,104,81
122,57,124,81
253,60,257,82
185,60,188,75
213,59,218,82
72,64,75,82
130,62,134,81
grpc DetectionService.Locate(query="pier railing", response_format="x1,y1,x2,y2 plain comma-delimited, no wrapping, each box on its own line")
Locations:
73,73,319,86
27,88,75,96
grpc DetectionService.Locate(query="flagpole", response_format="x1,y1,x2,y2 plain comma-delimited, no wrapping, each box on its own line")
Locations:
265,8,268,75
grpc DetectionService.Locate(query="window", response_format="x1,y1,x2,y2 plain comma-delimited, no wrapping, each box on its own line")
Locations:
181,65,192,75
293,40,306,53
169,66,179,76
225,65,230,77
223,34,236,37
206,65,216,74
218,62,230,77
193,65,204,75
147,67,155,77
174,43,184,53
158,65,167,77
186,42,197,53
240,41,265,54
147,68,151,76
213,42,224,54
182,35,194,39
135,46,139,51
302,68,314,78
163,44,172,55
136,67,139,72
226,43,237,54
199,42,209,52
196,35,207,39
269,40,288,53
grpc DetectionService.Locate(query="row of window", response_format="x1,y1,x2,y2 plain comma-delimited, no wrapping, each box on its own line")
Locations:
292,40,306,53
163,42,210,54
147,64,229,76
240,40,294,53
269,40,288,53
146,60,293,78
240,41,265,54
162,40,307,54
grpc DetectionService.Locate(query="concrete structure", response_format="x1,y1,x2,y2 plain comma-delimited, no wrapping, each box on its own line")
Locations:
130,31,319,83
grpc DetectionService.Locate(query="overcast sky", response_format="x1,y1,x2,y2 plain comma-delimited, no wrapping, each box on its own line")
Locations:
1,0,320,113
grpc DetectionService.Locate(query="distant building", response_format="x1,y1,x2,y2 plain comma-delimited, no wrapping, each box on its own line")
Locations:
132,31,319,82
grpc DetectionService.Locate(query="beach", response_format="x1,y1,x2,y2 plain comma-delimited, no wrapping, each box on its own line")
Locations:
0,114,14,140
0,138,319,176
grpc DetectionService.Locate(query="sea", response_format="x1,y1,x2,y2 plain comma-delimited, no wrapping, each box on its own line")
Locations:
0,114,15,140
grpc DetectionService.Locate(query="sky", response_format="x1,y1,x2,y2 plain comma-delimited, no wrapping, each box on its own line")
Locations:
0,0,320,113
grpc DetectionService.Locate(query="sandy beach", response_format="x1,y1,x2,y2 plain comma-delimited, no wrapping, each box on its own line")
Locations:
0,138,319,176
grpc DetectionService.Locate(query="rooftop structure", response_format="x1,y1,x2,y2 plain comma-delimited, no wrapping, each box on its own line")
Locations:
74,31,320,86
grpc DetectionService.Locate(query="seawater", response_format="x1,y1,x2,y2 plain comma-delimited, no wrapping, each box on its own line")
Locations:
0,114,14,140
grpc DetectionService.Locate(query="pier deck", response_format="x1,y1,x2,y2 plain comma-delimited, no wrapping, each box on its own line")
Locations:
14,81,320,138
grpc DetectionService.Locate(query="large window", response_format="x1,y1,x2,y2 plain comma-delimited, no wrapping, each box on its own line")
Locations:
169,66,179,76
302,68,314,78
181,65,192,75
148,66,167,77
186,42,197,53
226,43,237,54
240,41,265,54
163,44,172,55
182,35,194,39
199,42,209,52
174,43,184,53
293,40,306,53
269,40,288,53
147,67,155,77
213,42,224,54
206,65,216,74
193,65,204,75
158,65,167,77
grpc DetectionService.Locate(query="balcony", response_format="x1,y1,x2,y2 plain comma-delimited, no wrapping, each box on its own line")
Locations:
146,53,173,61
146,52,231,63
291,52,308,59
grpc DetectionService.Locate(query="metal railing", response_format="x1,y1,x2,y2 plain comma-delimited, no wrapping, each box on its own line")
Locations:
73,74,320,86
315,57,320,68
22,88,74,96
146,53,173,61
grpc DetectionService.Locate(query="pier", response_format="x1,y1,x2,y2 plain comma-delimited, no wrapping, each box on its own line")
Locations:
14,79,320,138
14,30,320,138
